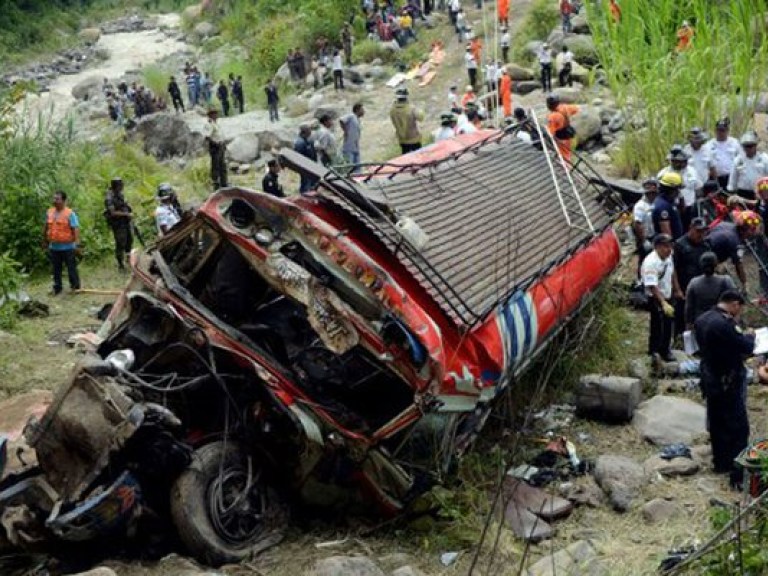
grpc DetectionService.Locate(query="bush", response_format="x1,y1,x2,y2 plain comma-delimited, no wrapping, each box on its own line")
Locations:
511,0,559,64
352,39,399,65
0,253,25,330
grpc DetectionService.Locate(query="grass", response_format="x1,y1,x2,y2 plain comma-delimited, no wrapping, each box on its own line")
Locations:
586,0,768,175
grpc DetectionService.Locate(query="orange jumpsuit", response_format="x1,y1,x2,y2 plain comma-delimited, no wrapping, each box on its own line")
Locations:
500,73,512,117
676,25,694,51
609,0,621,22
547,103,579,163
471,38,483,67
461,91,476,107
498,0,509,25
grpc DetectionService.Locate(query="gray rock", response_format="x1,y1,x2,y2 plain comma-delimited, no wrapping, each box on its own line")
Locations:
368,65,386,79
78,27,101,44
641,498,678,524
563,34,598,66
513,80,541,95
552,86,584,103
627,357,650,380
633,395,707,446
608,111,625,132
313,106,341,121
391,568,425,576
571,105,602,143
547,29,566,51
256,129,295,152
526,540,606,576
137,113,204,159
284,95,310,117
308,93,325,111
505,63,535,81
591,151,612,164
94,48,111,61
571,15,590,34
226,133,260,163
70,569,118,576
643,455,700,477
182,4,203,21
312,556,386,576
371,58,383,66
691,444,712,465
569,61,590,84
193,21,218,40
377,553,412,571
594,455,646,512
275,62,292,83
71,75,103,100
525,41,545,58
344,67,365,84
559,477,604,508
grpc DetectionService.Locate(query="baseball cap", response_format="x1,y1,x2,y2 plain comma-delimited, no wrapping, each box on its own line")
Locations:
690,217,707,230
653,233,674,245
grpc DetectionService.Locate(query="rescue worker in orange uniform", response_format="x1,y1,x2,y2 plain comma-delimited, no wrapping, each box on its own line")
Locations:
676,20,694,52
609,0,621,22
497,0,509,27
499,66,512,118
43,190,81,295
470,36,483,69
546,94,579,163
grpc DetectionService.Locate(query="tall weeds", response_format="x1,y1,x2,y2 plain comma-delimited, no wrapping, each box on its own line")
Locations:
587,0,768,175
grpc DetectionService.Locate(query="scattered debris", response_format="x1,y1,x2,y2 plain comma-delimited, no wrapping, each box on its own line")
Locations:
659,443,693,460
439,552,459,567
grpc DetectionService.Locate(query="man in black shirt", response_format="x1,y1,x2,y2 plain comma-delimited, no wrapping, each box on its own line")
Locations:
262,160,285,198
694,290,755,488
104,177,133,271
673,217,709,336
216,80,230,116
293,124,319,193
167,76,184,112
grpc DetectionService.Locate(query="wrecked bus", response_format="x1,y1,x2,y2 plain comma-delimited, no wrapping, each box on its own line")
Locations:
0,129,623,566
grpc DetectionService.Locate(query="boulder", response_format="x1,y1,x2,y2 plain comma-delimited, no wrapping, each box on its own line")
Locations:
552,86,585,104
377,553,412,571
70,569,118,576
559,477,604,508
311,556,386,576
226,133,260,163
193,21,217,40
71,75,103,100
571,15,590,34
643,455,700,477
313,106,341,121
506,63,535,81
284,96,310,117
575,374,642,422
569,61,590,84
641,498,678,524
513,80,540,95
368,65,386,79
344,67,365,85
593,455,646,512
547,29,566,51
632,395,707,446
627,357,651,381
275,63,292,83
566,34,599,66
183,4,204,22
571,105,602,144
255,129,295,152
78,27,101,44
525,40,545,58
137,114,204,159
526,540,606,576
94,48,111,61
308,93,325,111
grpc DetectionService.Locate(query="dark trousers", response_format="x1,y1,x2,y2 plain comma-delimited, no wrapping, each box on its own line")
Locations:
333,70,344,90
171,95,184,112
468,67,477,88
502,46,509,62
112,225,133,270
49,249,80,293
268,102,279,122
400,142,421,154
559,63,572,87
707,386,748,482
234,95,244,114
209,142,228,190
717,174,730,191
648,299,673,357
219,98,230,116
540,63,552,92
736,188,756,201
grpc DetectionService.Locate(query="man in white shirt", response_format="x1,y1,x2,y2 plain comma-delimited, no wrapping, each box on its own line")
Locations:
433,112,457,142
683,127,715,185
465,46,478,88
500,28,510,62
633,177,658,277
538,43,553,92
727,131,768,200
641,234,682,361
706,118,741,190
657,144,702,229
155,184,181,236
332,50,344,90
485,60,498,93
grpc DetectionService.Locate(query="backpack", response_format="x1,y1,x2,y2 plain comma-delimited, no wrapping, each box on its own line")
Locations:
554,107,576,140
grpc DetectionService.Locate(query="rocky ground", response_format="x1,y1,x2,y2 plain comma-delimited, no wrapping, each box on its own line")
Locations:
2,1,766,575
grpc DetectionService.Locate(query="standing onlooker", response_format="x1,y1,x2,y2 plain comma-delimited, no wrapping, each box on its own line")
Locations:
633,178,658,278
265,79,280,122
685,252,736,328
232,75,244,114
104,177,133,271
201,71,214,106
341,22,354,65
332,50,345,90
538,43,553,92
657,145,702,230
294,124,319,193
499,66,512,118
185,68,198,107
455,9,467,41
217,80,230,116
706,118,741,191
652,172,684,240
560,0,574,33
464,45,478,88
684,127,716,190
340,103,365,171
558,45,574,87
205,108,228,190
294,48,307,84
311,56,323,89
44,191,80,295
389,88,423,154
287,48,298,82
641,234,681,363
261,159,285,198
694,291,754,489
727,131,768,201
313,113,340,166
168,76,185,112
500,27,510,62
673,217,709,336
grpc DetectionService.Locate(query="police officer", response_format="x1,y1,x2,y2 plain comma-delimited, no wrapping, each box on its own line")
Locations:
694,290,755,488
261,159,284,198
641,234,682,362
104,177,133,271
205,108,228,190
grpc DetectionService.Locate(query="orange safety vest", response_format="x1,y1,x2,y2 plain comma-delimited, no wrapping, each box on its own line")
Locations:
47,207,75,244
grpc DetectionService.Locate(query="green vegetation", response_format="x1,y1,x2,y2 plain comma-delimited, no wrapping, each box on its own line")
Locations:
0,0,195,65
511,0,559,64
586,0,768,175
0,253,26,330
